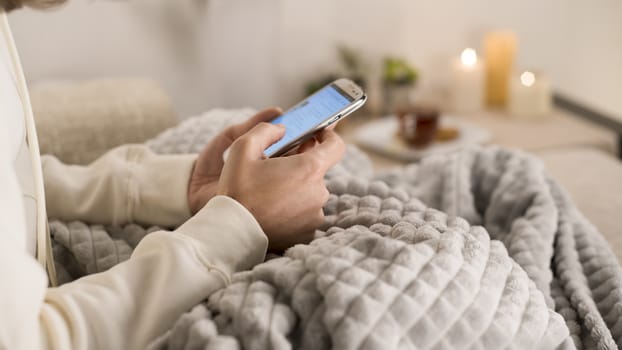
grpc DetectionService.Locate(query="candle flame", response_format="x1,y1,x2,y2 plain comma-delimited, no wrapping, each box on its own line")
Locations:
520,71,536,87
460,48,478,67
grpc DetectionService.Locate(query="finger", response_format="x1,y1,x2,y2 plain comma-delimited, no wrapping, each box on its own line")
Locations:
231,122,286,160
296,137,317,154
282,146,300,157
326,122,338,131
313,207,326,231
318,207,326,223
302,129,346,171
228,107,283,140
195,137,231,176
193,134,232,178
248,107,283,124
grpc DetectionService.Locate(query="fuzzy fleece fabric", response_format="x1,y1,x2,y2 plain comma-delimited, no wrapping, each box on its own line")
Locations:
50,109,622,349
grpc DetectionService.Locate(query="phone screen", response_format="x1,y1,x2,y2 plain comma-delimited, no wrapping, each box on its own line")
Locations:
264,85,353,157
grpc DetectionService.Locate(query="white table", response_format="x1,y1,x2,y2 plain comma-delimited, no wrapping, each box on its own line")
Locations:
340,108,618,169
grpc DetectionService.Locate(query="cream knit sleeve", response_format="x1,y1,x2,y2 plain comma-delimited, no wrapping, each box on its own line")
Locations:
41,196,268,349
42,144,197,228
3,137,269,349
1,194,268,349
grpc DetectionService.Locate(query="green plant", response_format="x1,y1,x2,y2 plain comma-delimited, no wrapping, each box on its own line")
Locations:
383,57,418,86
305,46,369,95
338,46,365,80
305,74,339,96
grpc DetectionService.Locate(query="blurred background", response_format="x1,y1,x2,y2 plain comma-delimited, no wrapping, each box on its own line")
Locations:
8,0,622,119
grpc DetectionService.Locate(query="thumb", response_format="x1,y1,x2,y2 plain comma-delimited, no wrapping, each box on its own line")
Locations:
246,107,283,126
232,122,286,160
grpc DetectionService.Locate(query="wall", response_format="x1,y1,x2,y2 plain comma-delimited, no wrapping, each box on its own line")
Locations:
8,0,622,119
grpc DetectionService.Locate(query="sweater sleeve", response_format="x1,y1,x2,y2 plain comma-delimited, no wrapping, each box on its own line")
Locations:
1,195,268,349
42,145,197,228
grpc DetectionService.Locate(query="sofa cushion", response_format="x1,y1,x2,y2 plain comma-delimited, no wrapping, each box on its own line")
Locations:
30,78,178,165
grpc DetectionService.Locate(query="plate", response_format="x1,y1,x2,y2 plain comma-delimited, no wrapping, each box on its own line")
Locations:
354,115,490,161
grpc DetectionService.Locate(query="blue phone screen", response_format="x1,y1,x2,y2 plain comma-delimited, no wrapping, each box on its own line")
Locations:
264,85,351,157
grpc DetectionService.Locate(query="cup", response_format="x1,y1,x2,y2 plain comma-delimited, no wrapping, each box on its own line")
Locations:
396,105,440,148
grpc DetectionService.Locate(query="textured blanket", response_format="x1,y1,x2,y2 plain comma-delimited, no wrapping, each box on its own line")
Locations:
49,109,622,349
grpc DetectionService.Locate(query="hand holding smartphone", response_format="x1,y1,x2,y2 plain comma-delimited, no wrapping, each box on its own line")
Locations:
263,78,366,158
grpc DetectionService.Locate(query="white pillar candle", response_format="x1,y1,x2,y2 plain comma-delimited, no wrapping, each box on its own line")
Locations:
508,71,552,119
450,48,485,113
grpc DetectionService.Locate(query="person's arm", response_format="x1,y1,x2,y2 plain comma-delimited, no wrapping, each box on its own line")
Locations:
2,110,345,349
0,117,268,348
42,196,267,349
42,145,196,227
1,193,268,349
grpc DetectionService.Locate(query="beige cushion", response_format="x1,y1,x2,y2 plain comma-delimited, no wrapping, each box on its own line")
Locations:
537,147,622,263
31,78,179,165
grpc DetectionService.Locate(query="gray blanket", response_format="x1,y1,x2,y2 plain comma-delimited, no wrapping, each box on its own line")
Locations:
49,109,622,349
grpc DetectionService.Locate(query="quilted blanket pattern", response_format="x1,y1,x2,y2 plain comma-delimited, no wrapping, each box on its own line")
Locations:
152,196,568,350
50,221,158,284
49,109,622,349
374,151,622,349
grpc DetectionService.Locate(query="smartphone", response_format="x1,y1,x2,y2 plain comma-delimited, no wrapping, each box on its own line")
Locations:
264,78,367,158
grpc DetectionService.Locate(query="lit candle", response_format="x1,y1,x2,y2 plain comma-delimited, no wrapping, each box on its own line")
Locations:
484,31,518,107
508,70,552,119
450,48,484,113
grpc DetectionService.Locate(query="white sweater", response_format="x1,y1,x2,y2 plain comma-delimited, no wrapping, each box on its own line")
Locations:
0,11,268,350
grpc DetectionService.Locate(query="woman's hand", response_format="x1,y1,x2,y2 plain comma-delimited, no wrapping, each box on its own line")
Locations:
218,123,345,251
187,108,282,215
